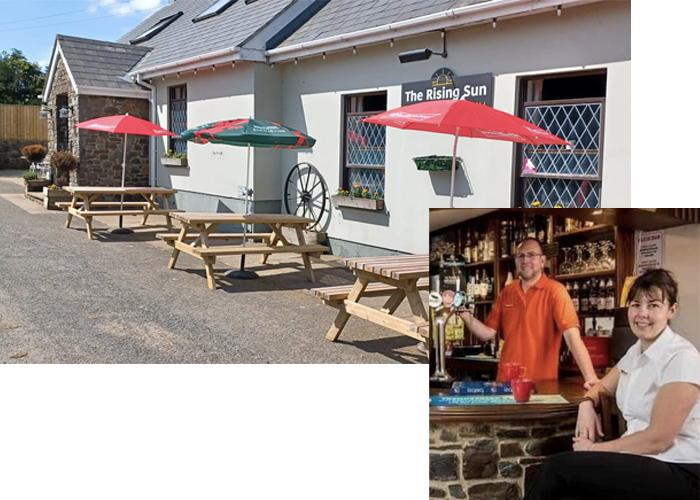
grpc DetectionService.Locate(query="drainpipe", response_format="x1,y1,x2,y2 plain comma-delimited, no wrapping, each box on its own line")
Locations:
135,73,157,187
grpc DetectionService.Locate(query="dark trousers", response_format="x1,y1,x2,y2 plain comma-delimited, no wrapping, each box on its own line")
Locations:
524,451,699,500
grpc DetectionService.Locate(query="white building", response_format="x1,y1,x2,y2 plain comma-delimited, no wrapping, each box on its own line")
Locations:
44,0,631,256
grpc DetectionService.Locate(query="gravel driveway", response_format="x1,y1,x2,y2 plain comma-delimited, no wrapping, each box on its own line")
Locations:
0,171,427,364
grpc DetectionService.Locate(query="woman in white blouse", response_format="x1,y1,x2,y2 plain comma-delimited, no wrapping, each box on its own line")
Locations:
525,268,700,500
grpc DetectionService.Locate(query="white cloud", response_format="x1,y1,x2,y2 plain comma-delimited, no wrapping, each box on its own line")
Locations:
91,0,166,17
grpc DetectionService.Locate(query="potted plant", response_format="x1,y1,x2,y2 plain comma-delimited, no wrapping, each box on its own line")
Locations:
161,150,188,166
43,181,73,210
331,184,384,210
50,151,79,186
22,171,51,192
21,144,48,170
413,155,462,171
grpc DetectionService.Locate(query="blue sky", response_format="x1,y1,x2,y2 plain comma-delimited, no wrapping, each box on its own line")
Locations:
0,0,168,68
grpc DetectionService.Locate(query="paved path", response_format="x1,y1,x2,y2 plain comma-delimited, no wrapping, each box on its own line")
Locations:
0,173,427,364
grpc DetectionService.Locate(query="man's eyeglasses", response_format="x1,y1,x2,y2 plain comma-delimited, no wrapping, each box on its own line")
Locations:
515,252,544,261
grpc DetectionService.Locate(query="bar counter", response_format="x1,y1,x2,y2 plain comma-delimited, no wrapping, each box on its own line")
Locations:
429,379,587,500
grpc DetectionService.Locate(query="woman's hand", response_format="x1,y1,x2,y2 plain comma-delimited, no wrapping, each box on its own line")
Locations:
573,436,597,452
584,376,601,390
575,400,603,442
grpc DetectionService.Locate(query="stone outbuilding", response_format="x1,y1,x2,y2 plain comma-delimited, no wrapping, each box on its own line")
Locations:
40,35,152,186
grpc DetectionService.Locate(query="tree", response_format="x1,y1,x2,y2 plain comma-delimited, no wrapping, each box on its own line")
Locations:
0,49,46,105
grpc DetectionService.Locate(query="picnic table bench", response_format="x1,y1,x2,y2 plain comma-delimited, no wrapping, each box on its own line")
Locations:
159,212,329,289
60,186,181,240
312,254,429,346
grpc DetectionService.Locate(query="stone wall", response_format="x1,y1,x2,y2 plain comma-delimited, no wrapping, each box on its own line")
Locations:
45,54,150,187
0,140,48,169
429,417,576,500
76,95,150,187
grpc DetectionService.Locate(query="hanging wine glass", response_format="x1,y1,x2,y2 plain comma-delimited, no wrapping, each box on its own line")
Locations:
584,242,598,272
559,246,573,275
573,244,585,274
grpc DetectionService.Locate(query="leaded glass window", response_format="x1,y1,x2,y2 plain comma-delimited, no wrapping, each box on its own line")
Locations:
169,85,187,155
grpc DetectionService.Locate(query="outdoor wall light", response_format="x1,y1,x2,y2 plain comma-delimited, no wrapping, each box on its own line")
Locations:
294,58,298,65
162,75,165,81
39,105,52,120
492,18,497,28
390,39,394,47
353,46,357,54
322,52,326,60
212,65,216,71
58,105,73,119
398,30,447,63
194,68,197,75
176,72,180,78
557,5,562,16
232,61,236,68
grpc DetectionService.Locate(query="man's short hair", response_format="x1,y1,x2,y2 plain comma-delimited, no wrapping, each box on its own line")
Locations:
517,237,545,255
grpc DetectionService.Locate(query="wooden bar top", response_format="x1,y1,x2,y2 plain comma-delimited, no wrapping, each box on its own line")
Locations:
430,378,587,423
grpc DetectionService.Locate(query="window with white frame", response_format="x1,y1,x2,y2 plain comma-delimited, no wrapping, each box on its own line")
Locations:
168,85,187,154
343,92,387,198
515,71,607,208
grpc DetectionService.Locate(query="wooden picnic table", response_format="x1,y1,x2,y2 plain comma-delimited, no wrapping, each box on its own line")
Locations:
313,254,429,345
158,212,329,290
60,186,180,240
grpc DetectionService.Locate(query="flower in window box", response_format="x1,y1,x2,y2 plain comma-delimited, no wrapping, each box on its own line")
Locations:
163,150,187,159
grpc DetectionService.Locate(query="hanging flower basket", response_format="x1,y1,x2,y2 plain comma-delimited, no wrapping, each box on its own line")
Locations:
413,155,461,171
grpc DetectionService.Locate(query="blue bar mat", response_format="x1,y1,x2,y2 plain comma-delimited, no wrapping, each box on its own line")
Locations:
430,394,570,406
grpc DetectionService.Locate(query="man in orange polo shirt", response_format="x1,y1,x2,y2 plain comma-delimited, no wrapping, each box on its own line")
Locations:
460,237,599,388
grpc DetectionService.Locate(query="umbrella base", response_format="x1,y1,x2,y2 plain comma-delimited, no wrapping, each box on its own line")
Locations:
109,227,134,235
225,269,259,280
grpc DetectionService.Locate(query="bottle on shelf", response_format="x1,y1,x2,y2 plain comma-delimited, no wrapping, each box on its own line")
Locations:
487,230,496,261
572,281,580,312
597,278,607,314
589,278,598,315
580,280,590,313
605,277,616,313
463,230,472,264
500,220,510,258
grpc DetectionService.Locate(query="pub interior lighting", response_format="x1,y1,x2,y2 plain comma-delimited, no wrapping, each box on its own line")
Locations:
398,29,447,64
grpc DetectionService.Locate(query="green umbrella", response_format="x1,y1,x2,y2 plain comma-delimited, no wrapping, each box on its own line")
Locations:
181,118,316,278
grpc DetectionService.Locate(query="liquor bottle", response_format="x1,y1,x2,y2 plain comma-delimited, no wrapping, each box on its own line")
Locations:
487,275,494,300
589,278,598,315
581,280,590,313
597,278,607,313
536,215,546,244
605,277,616,313
487,231,496,261
500,220,510,258
463,231,471,264
527,216,536,239
480,269,489,301
565,281,572,297
572,281,580,312
472,231,484,262
509,220,517,256
466,273,476,305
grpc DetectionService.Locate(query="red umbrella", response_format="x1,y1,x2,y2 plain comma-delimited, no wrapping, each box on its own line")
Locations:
75,114,176,231
361,100,571,207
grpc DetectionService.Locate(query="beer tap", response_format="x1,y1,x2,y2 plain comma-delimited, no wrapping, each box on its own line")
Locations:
430,290,466,383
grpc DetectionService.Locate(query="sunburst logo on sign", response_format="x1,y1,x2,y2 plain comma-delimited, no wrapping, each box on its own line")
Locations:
431,67,455,87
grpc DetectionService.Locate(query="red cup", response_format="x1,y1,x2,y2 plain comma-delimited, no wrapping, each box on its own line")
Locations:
512,378,535,403
503,363,526,382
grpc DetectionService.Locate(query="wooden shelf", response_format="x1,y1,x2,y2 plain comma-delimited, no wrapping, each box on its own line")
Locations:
464,260,496,268
555,269,615,281
554,224,613,238
474,300,494,305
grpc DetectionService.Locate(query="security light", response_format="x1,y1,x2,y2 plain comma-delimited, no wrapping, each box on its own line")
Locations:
398,30,447,63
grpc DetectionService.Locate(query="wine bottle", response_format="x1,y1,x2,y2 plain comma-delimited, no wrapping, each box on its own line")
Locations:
572,281,580,312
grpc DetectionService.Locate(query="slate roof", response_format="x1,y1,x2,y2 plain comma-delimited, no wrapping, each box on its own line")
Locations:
57,35,151,90
279,0,490,46
118,0,296,72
